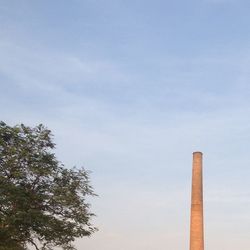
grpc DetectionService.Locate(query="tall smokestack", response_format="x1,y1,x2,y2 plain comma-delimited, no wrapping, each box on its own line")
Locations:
190,152,204,250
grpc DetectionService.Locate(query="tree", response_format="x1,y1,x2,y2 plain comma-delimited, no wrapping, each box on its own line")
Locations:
0,122,97,250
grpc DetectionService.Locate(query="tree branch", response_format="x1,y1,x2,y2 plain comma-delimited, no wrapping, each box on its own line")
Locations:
29,239,39,250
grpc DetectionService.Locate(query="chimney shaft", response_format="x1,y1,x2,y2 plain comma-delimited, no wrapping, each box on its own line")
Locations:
190,152,204,250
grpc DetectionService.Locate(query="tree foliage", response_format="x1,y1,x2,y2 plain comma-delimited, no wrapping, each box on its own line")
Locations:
0,122,96,250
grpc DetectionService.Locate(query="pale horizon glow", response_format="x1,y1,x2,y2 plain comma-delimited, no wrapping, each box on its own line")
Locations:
1,1,250,249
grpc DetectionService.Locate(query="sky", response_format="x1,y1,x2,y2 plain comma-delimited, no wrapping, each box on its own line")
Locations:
1,0,250,249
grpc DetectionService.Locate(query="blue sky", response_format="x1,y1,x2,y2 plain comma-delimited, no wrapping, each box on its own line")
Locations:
1,0,250,249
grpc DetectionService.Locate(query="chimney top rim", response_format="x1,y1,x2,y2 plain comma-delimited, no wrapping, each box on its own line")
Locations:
193,151,203,155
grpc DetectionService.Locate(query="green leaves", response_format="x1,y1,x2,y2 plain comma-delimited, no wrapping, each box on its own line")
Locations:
0,122,97,250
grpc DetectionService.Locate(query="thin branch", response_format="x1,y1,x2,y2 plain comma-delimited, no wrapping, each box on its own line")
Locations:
29,239,39,250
